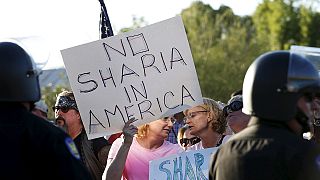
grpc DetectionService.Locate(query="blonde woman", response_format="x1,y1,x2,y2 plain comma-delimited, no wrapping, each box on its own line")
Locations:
184,97,230,150
103,117,181,180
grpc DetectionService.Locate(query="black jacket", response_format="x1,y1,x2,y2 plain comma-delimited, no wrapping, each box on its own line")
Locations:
0,103,91,180
210,117,320,180
74,130,110,180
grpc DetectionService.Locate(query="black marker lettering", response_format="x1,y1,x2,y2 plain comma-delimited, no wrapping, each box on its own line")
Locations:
104,105,126,126
137,100,155,119
156,97,163,113
141,54,161,77
89,110,106,134
78,72,98,93
121,64,140,84
181,85,195,105
123,86,132,103
124,104,135,121
130,81,148,101
99,68,116,88
164,91,179,109
170,47,187,69
160,52,168,71
102,40,126,61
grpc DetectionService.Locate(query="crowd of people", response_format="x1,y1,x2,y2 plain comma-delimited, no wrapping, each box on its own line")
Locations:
1,41,320,180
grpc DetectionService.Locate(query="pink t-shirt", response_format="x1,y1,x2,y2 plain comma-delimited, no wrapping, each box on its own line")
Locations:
105,136,181,180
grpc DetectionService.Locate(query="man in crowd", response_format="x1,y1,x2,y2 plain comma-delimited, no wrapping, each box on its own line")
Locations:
0,41,91,179
223,95,250,133
210,51,320,180
167,112,185,143
32,100,49,120
54,90,110,180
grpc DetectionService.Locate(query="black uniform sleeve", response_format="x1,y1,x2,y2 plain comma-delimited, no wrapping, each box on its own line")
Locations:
48,131,92,180
35,119,92,180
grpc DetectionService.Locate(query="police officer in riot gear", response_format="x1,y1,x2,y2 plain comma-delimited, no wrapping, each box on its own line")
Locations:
209,51,320,180
0,42,91,180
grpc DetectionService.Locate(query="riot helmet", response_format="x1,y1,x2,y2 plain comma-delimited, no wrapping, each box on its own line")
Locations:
0,42,41,102
242,51,320,122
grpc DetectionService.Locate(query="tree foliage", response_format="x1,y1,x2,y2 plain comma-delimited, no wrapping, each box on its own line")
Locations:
179,0,320,102
253,0,320,50
41,0,320,107
181,2,266,102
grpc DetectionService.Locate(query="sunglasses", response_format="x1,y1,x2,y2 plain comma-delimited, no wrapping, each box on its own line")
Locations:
223,101,243,117
52,106,72,113
180,137,201,147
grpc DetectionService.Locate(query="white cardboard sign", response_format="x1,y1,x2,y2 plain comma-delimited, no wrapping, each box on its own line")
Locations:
149,148,218,180
61,16,202,139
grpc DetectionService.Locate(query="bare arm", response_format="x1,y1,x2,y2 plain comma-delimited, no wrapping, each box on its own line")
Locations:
104,118,137,180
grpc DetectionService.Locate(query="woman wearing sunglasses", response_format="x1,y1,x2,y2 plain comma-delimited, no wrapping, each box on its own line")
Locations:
177,124,201,150
103,117,181,180
184,98,230,150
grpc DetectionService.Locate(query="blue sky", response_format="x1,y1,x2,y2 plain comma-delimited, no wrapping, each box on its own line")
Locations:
0,0,260,69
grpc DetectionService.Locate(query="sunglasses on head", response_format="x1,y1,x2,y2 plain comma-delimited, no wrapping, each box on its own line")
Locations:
223,101,243,117
52,106,72,113
179,137,201,147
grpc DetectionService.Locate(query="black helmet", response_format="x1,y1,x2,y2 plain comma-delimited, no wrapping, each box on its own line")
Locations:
242,51,320,121
0,42,41,102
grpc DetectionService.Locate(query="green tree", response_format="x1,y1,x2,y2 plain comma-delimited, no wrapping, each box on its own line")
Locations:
253,0,320,49
253,0,297,50
182,2,266,102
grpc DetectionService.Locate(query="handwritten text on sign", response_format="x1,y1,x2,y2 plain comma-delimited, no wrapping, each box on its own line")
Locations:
149,148,217,180
61,16,202,139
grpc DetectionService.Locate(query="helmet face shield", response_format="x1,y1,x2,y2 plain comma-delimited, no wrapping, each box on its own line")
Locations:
0,37,45,76
242,50,320,122
287,46,320,93
291,46,320,70
2,37,49,73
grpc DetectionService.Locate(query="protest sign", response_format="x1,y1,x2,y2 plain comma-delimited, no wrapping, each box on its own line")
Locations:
61,16,203,139
149,147,217,180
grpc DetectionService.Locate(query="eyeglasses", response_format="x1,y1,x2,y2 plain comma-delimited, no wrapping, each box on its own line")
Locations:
180,137,201,147
223,101,243,117
183,111,208,122
52,106,72,113
162,117,176,124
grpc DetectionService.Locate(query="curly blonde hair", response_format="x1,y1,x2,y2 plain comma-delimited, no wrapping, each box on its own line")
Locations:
137,124,149,138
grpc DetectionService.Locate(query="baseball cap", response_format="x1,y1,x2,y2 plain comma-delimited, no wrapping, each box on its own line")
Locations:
34,100,48,113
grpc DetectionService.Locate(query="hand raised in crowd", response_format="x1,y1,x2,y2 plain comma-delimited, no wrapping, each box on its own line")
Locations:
123,118,138,144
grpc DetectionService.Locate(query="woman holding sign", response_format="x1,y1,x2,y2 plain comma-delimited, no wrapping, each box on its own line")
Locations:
103,117,181,180
184,97,230,150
